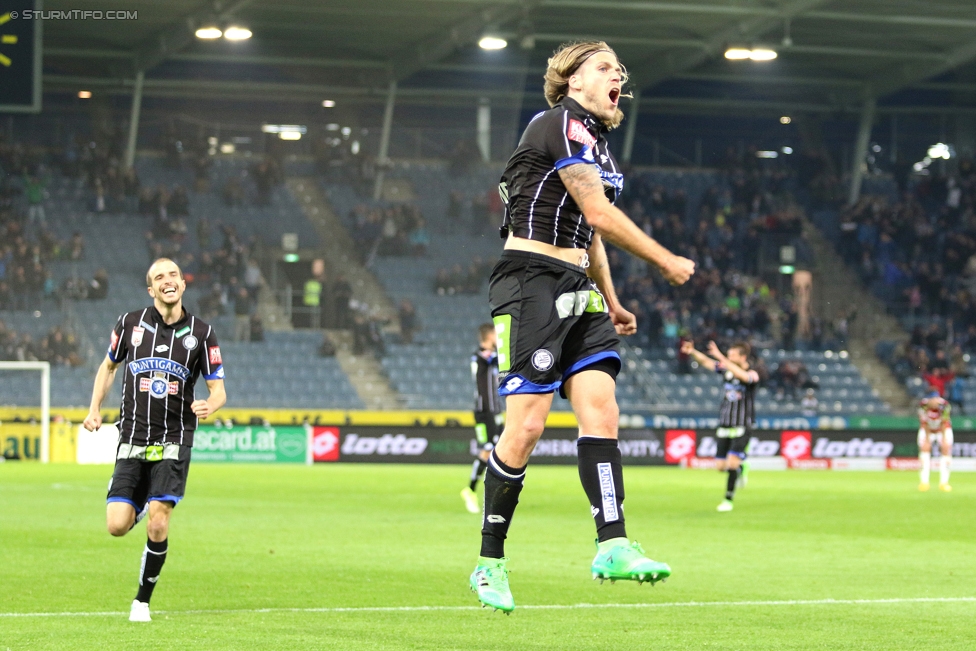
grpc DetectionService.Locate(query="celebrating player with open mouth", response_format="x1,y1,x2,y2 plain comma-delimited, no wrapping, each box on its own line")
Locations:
83,258,226,622
469,41,695,613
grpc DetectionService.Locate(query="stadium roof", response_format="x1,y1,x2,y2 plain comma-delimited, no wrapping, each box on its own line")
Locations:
42,0,976,116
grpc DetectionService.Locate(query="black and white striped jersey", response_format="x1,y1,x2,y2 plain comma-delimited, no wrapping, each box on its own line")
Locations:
107,306,224,447
471,349,502,415
498,97,623,250
716,366,759,429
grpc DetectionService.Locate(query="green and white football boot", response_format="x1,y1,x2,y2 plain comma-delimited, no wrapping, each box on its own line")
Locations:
469,557,515,613
591,538,671,586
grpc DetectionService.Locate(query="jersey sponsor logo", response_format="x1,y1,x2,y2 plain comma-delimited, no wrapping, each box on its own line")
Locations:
531,349,554,372
139,375,179,398
209,346,222,364
110,329,119,351
128,357,191,382
664,429,697,464
567,119,597,147
502,376,524,392
131,326,145,347
597,462,619,522
183,335,198,351
155,344,169,353
312,426,340,462
780,430,812,460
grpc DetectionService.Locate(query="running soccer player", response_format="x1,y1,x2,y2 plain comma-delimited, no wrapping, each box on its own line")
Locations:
469,41,695,613
462,323,504,514
680,340,759,512
82,258,226,622
918,391,953,492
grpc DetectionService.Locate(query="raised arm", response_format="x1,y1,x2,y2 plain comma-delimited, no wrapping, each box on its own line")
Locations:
558,163,695,286
706,341,759,384
680,339,717,372
83,355,120,431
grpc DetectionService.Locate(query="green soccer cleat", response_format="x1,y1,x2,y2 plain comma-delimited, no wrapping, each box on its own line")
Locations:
469,557,515,613
591,538,671,586
717,499,734,512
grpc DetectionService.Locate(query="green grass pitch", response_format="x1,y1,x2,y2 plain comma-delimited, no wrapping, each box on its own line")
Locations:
1,463,974,650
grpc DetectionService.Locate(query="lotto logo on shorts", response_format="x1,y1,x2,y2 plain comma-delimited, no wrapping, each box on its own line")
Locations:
780,431,812,460
597,463,619,522
312,426,340,462
665,430,696,464
209,346,222,365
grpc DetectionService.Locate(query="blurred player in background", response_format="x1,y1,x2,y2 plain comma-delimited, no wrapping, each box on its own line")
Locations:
469,40,695,613
918,391,952,492
461,323,504,513
681,340,759,512
83,258,226,622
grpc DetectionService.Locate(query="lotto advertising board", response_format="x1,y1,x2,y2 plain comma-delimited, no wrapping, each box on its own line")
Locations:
192,426,310,463
311,426,668,465
311,426,976,467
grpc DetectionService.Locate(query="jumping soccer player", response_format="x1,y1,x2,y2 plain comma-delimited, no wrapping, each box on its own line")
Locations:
918,391,953,492
469,40,695,613
462,323,504,514
83,258,226,622
680,340,759,512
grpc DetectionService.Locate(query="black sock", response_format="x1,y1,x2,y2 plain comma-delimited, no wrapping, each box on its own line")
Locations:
480,449,525,558
725,468,739,501
469,457,487,491
577,437,627,542
136,538,167,604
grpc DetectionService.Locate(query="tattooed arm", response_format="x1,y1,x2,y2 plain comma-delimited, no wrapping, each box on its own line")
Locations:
558,163,694,285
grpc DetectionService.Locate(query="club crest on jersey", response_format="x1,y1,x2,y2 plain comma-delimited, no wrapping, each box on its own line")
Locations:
183,335,198,351
130,326,145,347
567,119,596,147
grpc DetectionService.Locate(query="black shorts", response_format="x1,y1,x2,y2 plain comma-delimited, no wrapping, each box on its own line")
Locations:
715,431,750,459
106,445,191,509
489,250,620,398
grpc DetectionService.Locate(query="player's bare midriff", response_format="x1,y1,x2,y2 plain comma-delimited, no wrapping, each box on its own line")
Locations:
504,234,589,268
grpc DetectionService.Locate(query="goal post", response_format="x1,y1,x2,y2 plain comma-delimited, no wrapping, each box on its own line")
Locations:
0,361,51,463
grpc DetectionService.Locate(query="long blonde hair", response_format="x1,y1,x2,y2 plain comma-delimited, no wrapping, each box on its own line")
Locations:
543,41,630,130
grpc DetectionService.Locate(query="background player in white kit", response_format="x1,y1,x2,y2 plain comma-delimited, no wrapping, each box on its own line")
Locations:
918,391,953,492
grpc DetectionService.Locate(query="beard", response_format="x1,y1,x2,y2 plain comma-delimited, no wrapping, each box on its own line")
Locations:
601,107,625,131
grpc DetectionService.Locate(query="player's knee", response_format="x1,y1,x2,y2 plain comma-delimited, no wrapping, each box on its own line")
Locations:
107,519,130,537
579,402,618,438
146,515,170,541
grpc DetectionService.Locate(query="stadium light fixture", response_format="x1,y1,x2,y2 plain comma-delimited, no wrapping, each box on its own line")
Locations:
756,150,779,159
724,48,752,60
223,26,252,41
195,26,223,39
725,47,777,61
261,124,307,134
781,146,794,155
219,143,235,154
278,131,302,141
749,48,778,61
322,100,336,108
780,116,791,124
77,90,92,99
479,36,508,50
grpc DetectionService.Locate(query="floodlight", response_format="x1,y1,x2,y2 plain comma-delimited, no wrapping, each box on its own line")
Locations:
195,27,222,39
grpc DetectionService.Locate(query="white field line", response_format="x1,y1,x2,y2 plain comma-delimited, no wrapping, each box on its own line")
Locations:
2,596,975,618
